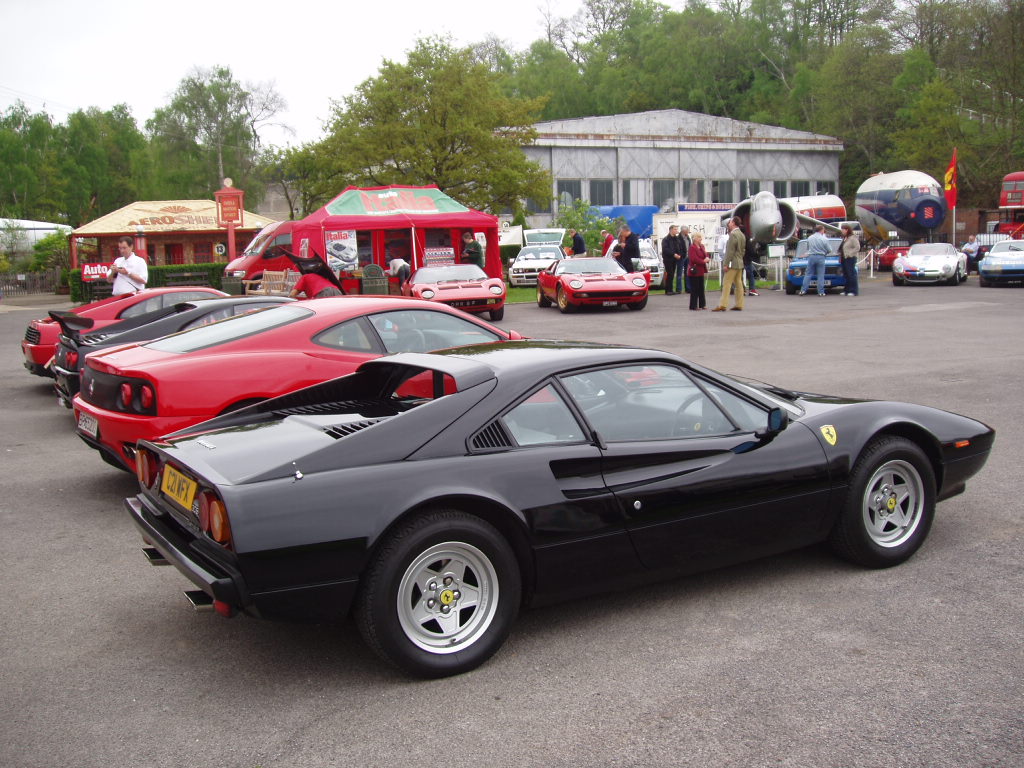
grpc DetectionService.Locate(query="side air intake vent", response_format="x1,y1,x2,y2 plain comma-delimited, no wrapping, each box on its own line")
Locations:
472,421,513,451
322,418,386,440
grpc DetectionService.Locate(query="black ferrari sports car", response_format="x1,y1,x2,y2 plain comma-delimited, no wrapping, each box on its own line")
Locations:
126,342,994,678
50,296,293,407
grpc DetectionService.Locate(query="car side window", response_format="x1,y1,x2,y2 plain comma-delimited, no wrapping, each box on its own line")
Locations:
502,385,585,446
182,307,235,330
697,378,766,432
314,319,377,352
561,364,736,442
118,296,163,318
368,310,501,354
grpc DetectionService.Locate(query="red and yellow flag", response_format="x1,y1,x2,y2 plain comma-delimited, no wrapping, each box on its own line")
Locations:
944,148,958,208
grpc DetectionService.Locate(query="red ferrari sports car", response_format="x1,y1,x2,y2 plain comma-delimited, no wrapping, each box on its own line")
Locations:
72,296,523,471
21,287,227,377
402,264,506,322
536,256,650,313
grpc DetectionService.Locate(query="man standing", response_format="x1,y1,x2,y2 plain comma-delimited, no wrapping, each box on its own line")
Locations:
800,224,830,296
612,225,639,273
712,217,746,311
661,225,684,295
106,236,148,296
676,225,692,294
744,236,760,296
569,228,586,257
460,231,484,269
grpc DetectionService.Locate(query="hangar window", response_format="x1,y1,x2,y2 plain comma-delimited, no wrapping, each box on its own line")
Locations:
589,179,613,206
817,181,836,195
773,180,788,197
791,180,811,197
557,180,582,208
653,180,675,210
526,197,551,214
712,180,734,204
739,180,760,199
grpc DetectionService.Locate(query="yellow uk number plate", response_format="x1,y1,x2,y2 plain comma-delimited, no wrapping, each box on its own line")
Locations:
161,465,198,511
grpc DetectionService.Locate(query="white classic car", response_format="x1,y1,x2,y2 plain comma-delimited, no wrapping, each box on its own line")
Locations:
507,228,567,287
892,242,968,285
978,239,1024,286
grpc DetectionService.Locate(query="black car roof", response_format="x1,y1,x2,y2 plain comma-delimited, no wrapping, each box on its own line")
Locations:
362,340,684,391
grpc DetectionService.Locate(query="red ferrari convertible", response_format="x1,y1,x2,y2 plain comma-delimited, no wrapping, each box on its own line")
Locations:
21,287,227,377
402,264,506,321
536,256,650,313
72,297,523,471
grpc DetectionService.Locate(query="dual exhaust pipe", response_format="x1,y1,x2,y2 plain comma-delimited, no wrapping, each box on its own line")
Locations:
142,547,214,612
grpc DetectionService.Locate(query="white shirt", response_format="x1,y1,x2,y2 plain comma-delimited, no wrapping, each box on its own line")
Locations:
109,253,148,295
388,258,410,276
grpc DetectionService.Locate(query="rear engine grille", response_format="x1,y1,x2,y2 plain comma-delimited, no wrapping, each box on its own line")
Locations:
322,418,387,440
277,399,383,417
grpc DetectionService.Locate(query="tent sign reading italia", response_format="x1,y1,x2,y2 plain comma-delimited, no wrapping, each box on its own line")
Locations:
82,263,112,282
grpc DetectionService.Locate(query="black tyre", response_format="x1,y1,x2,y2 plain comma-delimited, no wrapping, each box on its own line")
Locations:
626,296,648,311
892,275,903,286
537,285,551,307
489,306,504,322
785,282,798,295
828,437,936,568
355,511,521,678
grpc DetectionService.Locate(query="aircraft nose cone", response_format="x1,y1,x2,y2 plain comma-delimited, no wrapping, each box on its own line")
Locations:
914,198,945,229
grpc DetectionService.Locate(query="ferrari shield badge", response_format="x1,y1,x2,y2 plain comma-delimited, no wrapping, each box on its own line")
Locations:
820,425,838,446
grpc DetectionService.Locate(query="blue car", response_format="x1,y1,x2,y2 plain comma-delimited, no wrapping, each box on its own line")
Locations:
978,239,1024,286
785,237,845,294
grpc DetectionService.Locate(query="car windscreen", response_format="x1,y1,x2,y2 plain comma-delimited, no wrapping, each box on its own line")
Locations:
412,265,486,283
558,258,624,275
910,244,955,256
144,305,313,353
517,248,561,261
990,241,1024,253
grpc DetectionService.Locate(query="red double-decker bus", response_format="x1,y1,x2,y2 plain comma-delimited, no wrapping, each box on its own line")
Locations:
995,171,1024,236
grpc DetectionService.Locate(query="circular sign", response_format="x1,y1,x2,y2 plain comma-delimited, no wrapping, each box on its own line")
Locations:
214,243,226,256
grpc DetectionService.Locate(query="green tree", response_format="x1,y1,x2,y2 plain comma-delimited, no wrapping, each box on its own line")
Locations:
146,66,285,201
0,104,65,221
554,198,620,254
30,230,71,272
319,37,551,213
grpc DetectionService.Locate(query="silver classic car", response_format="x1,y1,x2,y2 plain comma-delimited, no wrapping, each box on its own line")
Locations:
892,242,968,285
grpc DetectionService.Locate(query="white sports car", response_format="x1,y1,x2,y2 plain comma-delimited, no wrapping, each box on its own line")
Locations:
892,242,967,286
978,239,1024,286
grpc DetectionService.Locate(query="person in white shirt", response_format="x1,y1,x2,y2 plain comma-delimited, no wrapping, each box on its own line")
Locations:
107,236,148,295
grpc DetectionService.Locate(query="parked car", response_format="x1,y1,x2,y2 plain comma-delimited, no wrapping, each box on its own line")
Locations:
507,245,568,287
73,297,524,472
978,239,1024,286
785,237,844,294
536,256,650,313
892,242,967,285
51,296,293,408
21,287,228,377
126,341,994,678
402,264,506,321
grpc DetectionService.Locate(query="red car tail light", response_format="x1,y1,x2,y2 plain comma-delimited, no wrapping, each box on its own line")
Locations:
140,385,154,410
120,383,133,409
67,350,79,368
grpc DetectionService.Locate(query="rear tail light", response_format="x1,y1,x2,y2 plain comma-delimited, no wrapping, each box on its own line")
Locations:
120,383,133,408
140,385,154,410
67,350,79,368
198,490,232,547
135,447,161,489
114,378,157,415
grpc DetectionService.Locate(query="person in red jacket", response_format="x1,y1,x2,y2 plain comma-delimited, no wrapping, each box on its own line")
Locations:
687,232,709,310
601,229,614,256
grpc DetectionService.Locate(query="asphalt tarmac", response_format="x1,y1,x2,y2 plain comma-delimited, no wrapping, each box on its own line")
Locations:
2,273,1021,768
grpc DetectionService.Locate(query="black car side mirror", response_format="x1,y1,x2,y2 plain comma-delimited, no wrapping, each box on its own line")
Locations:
755,407,789,442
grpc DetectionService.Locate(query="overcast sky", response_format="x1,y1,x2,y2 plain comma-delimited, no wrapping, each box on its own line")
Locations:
1,0,586,147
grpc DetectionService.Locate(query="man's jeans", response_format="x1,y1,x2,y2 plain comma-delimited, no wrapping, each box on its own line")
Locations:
801,253,826,294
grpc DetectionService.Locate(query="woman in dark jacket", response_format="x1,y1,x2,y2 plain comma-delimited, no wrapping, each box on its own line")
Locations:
687,232,708,310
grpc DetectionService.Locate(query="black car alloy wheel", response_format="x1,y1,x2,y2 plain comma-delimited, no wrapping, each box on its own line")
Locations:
356,510,521,678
